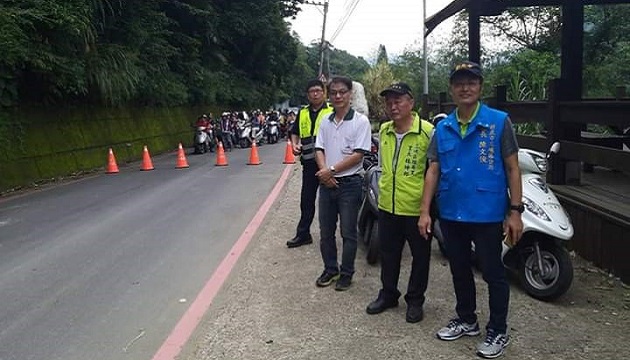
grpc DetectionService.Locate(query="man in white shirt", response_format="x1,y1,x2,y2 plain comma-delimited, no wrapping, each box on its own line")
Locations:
314,76,373,291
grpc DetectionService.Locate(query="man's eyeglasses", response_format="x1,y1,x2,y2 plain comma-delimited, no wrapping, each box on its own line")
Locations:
308,89,323,94
329,89,350,97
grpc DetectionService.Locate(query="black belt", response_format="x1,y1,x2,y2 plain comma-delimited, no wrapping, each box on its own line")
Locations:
335,174,361,181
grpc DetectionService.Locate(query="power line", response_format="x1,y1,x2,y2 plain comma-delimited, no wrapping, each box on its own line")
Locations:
329,0,360,43
329,0,362,44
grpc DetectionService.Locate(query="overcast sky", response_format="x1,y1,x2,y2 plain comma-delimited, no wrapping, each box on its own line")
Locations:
288,0,457,60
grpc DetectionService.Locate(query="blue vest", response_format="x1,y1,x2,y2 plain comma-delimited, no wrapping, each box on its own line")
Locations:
435,103,509,223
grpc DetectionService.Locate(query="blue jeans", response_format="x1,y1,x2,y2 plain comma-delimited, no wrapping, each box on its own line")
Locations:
318,175,362,277
440,220,509,333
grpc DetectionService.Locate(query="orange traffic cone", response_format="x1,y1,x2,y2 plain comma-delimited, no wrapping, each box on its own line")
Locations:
215,142,229,166
247,140,262,165
141,145,155,171
175,143,189,169
106,148,119,174
283,139,296,164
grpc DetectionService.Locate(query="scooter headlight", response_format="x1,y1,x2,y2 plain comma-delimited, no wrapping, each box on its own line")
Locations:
527,177,549,193
522,196,551,221
532,154,548,172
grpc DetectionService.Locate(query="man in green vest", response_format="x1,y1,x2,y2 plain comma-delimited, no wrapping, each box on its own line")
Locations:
366,82,434,323
287,79,333,248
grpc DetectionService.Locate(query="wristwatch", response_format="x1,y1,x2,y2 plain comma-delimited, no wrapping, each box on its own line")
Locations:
509,203,525,214
329,165,336,173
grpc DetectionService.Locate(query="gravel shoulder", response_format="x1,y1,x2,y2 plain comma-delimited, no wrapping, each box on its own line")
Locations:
182,166,630,360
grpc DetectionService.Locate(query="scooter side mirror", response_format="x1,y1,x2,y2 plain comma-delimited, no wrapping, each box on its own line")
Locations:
548,142,561,158
431,113,448,125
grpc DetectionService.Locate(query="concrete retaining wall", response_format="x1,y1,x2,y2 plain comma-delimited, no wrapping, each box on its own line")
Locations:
0,106,207,192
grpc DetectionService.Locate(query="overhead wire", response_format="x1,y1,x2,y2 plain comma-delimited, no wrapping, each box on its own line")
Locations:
329,0,359,43
329,0,363,44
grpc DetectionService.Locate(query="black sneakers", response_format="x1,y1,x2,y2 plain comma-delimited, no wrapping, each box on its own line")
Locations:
315,271,352,290
315,271,340,287
334,274,352,291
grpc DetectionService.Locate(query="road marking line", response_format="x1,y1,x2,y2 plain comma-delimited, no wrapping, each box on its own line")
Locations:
151,164,294,360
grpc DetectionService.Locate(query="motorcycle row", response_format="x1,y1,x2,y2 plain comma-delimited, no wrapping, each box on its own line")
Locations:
357,114,574,302
193,110,296,154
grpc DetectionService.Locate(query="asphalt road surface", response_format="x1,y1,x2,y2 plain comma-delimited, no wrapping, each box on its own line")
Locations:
0,142,287,360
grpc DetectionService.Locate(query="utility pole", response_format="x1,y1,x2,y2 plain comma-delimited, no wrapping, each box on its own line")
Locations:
303,0,329,80
423,0,429,95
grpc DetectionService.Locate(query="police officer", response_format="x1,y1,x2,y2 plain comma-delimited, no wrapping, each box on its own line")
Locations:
286,79,333,248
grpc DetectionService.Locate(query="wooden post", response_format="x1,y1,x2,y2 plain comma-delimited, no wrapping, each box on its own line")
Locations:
558,2,585,183
561,3,583,100
420,93,429,119
615,86,626,100
494,85,507,110
547,79,583,184
468,5,481,64
547,79,564,185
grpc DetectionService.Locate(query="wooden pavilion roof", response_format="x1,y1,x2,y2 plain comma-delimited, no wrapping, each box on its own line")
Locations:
425,0,630,36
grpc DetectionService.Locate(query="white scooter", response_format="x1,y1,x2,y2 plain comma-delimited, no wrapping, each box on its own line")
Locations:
238,122,264,148
193,125,214,154
266,119,280,144
434,140,574,301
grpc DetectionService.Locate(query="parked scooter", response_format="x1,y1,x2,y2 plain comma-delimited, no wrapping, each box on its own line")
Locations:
357,164,381,264
238,122,264,148
193,124,214,154
266,119,280,144
363,136,380,170
357,135,381,264
434,141,574,301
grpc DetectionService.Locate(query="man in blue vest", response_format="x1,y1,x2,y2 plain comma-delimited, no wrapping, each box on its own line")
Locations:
287,79,333,248
418,61,523,359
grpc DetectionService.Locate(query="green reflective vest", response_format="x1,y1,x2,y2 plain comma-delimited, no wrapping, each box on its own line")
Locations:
298,104,332,160
378,113,434,216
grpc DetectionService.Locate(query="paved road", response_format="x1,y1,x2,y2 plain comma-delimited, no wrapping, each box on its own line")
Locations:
180,167,630,360
0,142,287,360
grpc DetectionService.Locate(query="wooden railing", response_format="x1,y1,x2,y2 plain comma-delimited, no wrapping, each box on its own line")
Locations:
420,78,630,185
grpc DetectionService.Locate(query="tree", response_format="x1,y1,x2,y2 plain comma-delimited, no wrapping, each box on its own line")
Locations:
487,49,559,101
328,48,370,81
482,6,561,52
583,4,630,97
362,62,394,122
376,44,388,65
281,0,305,19
0,0,309,109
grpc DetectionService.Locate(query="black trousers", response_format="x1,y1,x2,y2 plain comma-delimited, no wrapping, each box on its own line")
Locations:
440,220,509,333
296,160,320,239
377,210,431,306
